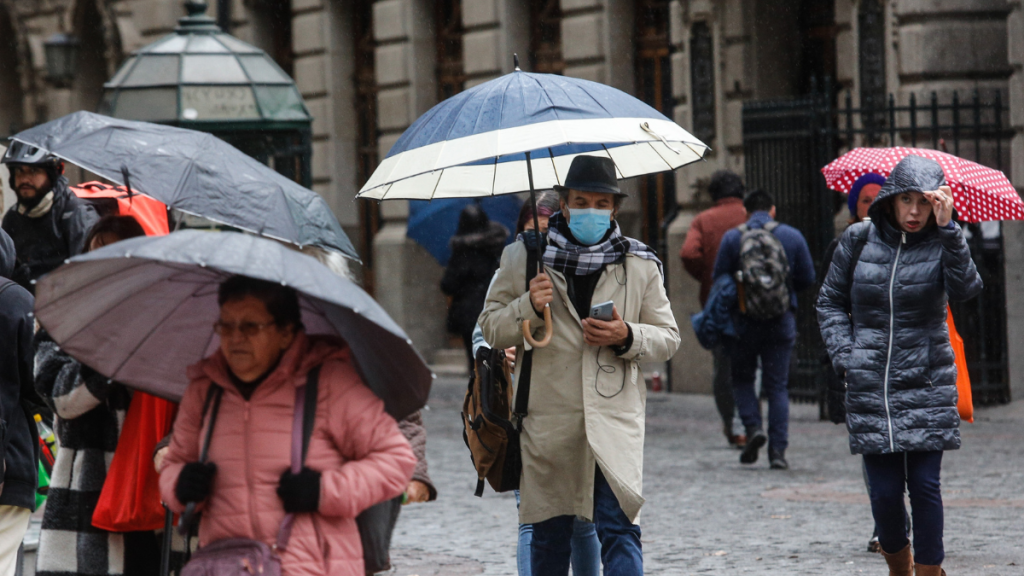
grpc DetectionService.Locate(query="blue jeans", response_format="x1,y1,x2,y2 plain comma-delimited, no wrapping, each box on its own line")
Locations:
530,467,642,576
517,511,600,576
863,451,944,565
730,312,795,452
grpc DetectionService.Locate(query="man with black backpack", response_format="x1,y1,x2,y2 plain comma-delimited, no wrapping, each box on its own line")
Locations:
713,189,814,470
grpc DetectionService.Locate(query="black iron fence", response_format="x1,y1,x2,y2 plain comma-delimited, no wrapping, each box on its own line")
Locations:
743,81,1014,409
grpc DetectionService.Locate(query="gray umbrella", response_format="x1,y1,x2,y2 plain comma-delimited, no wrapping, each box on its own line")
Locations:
9,111,358,259
33,230,430,419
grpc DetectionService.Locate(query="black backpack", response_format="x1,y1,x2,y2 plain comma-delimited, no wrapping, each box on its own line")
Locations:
735,222,791,320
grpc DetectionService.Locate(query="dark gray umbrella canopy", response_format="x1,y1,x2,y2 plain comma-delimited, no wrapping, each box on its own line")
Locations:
33,230,429,419
11,111,357,259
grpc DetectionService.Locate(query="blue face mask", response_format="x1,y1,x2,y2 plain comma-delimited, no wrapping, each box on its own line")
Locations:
567,208,613,245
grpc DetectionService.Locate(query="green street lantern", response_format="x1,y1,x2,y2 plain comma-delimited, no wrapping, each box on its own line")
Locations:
101,0,312,185
44,33,80,88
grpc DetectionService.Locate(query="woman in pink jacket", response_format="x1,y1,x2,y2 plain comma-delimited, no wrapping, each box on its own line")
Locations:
159,275,417,576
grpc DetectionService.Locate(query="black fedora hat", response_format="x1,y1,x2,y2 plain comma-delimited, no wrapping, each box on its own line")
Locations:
554,155,625,196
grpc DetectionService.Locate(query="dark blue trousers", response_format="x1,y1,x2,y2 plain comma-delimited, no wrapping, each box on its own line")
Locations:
730,312,795,452
863,451,944,565
531,467,643,576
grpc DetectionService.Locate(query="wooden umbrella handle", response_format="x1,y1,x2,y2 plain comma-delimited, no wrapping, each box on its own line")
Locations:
522,304,553,348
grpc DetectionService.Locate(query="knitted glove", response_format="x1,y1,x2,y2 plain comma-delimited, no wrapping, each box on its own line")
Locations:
277,467,321,513
175,462,217,504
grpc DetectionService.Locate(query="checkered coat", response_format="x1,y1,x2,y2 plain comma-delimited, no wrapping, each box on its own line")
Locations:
33,331,132,576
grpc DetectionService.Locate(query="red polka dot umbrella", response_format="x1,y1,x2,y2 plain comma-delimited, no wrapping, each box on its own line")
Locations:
821,147,1023,223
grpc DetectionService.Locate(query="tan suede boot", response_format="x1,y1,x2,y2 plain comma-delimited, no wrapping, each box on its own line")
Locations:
880,544,914,576
914,565,946,576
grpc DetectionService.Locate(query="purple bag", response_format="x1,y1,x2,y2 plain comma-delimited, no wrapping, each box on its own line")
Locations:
180,374,316,576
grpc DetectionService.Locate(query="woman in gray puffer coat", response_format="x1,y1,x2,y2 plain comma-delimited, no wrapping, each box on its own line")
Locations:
817,155,983,576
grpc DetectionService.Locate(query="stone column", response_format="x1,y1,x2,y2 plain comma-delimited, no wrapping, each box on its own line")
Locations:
370,0,449,361
1004,0,1024,402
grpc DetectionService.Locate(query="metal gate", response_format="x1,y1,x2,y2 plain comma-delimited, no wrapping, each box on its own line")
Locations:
742,82,1013,408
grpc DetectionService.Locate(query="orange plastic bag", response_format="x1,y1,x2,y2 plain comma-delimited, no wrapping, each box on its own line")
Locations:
946,307,973,423
92,392,178,532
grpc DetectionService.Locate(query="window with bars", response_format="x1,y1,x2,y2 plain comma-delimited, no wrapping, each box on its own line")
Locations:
530,0,563,74
690,21,716,145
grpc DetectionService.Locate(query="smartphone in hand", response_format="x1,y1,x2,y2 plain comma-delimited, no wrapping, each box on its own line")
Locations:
590,300,614,321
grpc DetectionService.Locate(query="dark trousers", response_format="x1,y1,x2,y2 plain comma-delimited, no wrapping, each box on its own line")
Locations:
531,467,643,576
863,451,944,565
730,312,795,452
712,345,736,432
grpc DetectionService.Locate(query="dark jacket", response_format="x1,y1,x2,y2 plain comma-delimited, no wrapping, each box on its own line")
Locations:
397,411,437,501
2,176,99,291
816,204,983,455
440,221,508,337
712,211,816,338
0,228,41,510
681,197,747,306
691,273,740,350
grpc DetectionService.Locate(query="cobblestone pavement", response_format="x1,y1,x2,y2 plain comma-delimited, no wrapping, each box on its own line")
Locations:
390,377,1024,575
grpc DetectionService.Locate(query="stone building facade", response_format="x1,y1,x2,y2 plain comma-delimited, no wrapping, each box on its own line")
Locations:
1,0,1022,398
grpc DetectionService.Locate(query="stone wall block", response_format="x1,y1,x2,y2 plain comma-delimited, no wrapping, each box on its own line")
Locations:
377,88,412,130
291,0,324,11
561,0,603,11
673,103,692,131
462,0,498,27
292,12,326,55
688,0,713,20
722,0,745,38
834,0,854,26
293,55,327,97
564,63,606,84
894,0,1008,16
311,139,332,181
375,44,410,86
306,98,330,137
722,43,745,94
724,100,743,148
1010,7,1023,67
671,51,689,100
132,0,182,34
562,13,605,61
669,0,685,46
1001,218,1024,401
898,22,1008,76
377,133,402,164
463,29,502,75
1011,75,1024,128
1013,134,1024,188
374,0,408,42
835,30,855,84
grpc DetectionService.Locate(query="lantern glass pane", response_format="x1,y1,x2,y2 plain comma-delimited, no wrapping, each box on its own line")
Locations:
213,34,262,54
180,86,259,119
123,55,180,87
238,56,290,84
181,55,247,83
146,35,188,54
105,57,137,87
254,86,308,120
110,88,178,121
187,35,230,53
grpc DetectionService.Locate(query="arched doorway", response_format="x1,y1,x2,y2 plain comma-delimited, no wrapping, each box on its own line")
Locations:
72,0,114,113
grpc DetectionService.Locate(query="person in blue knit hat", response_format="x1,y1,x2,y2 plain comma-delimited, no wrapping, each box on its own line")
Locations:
847,172,886,223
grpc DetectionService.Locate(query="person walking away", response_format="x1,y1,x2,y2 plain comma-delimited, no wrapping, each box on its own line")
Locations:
160,275,416,576
0,227,41,576
479,156,680,576
818,155,982,576
817,172,887,553
34,215,167,576
441,204,508,372
680,170,748,448
713,189,815,470
471,190,602,576
1,143,98,291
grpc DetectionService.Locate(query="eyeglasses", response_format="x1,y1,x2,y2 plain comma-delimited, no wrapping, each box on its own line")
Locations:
212,320,276,338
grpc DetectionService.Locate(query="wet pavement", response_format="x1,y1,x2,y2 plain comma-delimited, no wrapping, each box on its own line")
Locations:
390,377,1024,575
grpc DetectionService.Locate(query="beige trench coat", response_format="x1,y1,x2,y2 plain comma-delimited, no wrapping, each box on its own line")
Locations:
479,241,680,525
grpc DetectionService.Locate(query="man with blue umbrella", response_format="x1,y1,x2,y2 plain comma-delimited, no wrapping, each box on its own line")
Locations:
480,156,680,576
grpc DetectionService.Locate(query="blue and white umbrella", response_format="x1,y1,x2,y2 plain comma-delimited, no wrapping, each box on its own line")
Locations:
356,65,709,200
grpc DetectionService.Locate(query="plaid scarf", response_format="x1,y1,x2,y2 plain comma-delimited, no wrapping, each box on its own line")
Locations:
542,212,662,276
